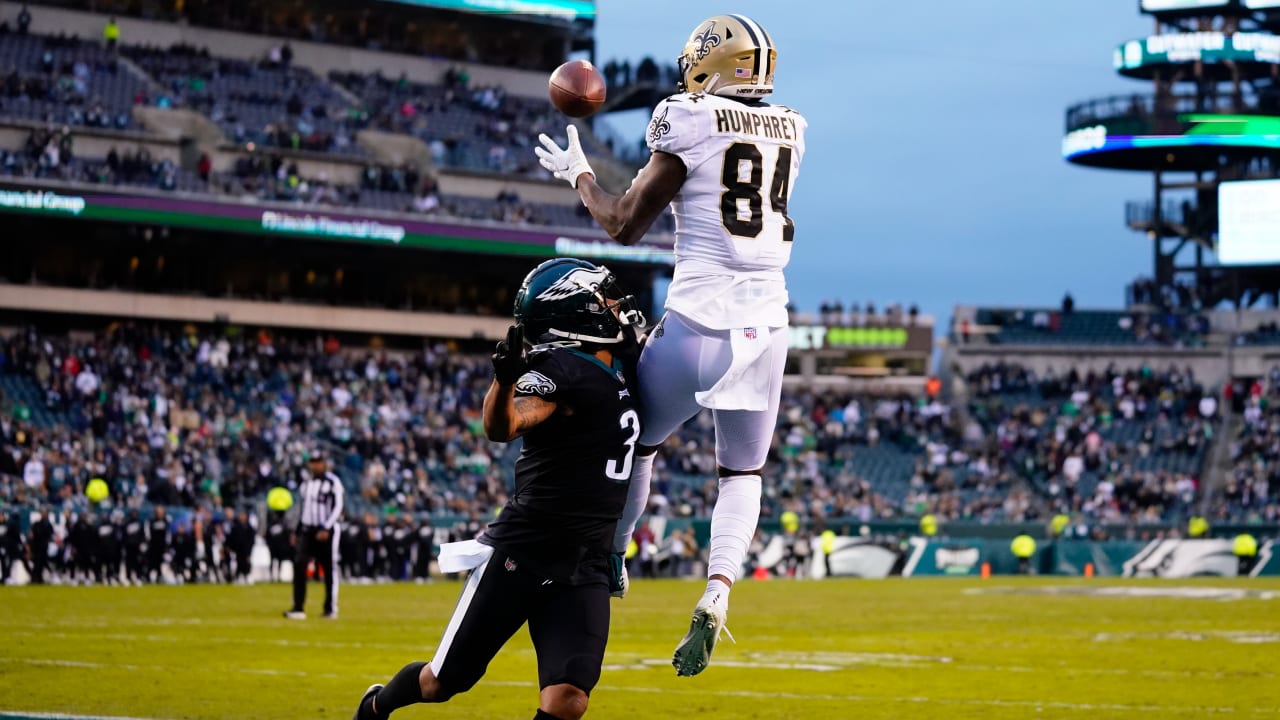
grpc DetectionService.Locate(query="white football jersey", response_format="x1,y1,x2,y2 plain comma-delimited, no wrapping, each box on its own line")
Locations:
647,92,807,330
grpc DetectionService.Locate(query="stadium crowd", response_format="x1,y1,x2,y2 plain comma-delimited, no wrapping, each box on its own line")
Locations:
0,323,977,523
0,321,506,584
598,57,681,92
2,322,1271,586
0,29,136,131
121,41,367,156
964,362,1216,525
0,27,658,235
1,127,188,190
1222,371,1280,523
0,125,604,230
328,67,564,178
806,300,922,327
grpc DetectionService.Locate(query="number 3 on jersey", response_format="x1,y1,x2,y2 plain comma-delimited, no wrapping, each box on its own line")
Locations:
720,142,795,243
605,408,640,483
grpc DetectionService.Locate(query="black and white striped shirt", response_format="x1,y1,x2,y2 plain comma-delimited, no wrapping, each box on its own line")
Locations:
298,471,345,530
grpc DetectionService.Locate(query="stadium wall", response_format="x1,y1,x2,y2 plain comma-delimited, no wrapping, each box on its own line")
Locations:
0,284,512,340
5,5,552,99
1207,308,1280,333
0,123,185,167
949,345,1233,386
951,343,1280,385
132,106,225,146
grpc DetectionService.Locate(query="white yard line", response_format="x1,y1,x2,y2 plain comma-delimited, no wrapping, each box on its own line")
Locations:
2,658,1277,716
12,630,1271,681
0,707,180,712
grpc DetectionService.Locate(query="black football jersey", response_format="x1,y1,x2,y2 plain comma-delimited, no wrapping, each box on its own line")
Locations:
148,519,169,549
124,520,145,546
481,348,639,582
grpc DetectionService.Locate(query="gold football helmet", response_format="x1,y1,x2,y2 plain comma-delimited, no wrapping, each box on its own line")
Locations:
677,14,776,99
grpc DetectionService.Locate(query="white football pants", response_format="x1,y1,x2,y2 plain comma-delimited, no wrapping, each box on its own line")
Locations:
636,311,787,471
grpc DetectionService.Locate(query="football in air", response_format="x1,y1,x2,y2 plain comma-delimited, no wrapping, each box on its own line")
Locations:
549,60,607,118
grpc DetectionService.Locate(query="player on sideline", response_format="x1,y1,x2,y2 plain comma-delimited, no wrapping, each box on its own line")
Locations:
535,13,806,677
353,258,645,720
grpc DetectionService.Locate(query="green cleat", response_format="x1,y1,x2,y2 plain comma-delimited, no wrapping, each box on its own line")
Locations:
672,599,733,677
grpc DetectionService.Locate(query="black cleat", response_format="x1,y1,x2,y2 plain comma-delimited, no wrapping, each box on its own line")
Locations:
353,683,383,720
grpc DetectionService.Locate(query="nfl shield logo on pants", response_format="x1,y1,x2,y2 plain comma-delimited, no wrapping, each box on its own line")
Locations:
744,327,757,340
504,557,518,572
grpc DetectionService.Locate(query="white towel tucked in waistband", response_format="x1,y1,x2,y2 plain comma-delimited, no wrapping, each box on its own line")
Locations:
694,326,773,412
437,539,495,573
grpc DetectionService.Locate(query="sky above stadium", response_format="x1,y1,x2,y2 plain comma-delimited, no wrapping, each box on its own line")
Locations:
592,0,1155,324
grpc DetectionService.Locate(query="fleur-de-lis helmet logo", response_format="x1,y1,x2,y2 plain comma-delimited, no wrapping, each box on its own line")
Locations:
693,22,721,61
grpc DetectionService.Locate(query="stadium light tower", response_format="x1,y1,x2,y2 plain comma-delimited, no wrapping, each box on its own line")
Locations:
1063,0,1280,308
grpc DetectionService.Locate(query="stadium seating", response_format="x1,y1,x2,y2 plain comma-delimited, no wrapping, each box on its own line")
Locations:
1234,323,1280,346
0,33,145,130
965,363,1212,523
0,32,664,234
122,44,366,156
0,372,70,429
1218,374,1280,523
0,132,607,229
328,70,561,175
1,145,206,192
972,307,1208,346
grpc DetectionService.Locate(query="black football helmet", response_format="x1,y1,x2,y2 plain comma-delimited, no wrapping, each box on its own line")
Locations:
514,258,645,348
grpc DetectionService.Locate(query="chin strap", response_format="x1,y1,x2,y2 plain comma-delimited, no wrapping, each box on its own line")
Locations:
529,340,583,352
701,72,722,95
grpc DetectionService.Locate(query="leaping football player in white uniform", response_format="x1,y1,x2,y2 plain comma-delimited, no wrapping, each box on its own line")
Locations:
535,13,806,677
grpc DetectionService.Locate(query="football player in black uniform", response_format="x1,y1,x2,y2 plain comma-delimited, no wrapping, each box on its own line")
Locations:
29,510,55,584
339,515,363,581
265,510,291,582
145,506,170,584
353,258,644,720
0,511,25,584
411,517,434,583
69,512,95,584
171,518,197,584
387,515,412,581
228,510,257,583
93,511,122,585
122,509,147,585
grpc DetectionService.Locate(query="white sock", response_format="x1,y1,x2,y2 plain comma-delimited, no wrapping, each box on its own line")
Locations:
613,453,655,554
701,578,730,609
706,474,762,586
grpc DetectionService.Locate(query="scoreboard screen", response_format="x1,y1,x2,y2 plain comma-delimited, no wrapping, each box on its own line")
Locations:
1140,0,1232,11
1218,179,1280,266
1115,32,1280,72
1141,0,1280,10
379,0,595,19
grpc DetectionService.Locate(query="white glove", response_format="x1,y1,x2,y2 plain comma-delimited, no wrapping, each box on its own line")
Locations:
535,125,594,189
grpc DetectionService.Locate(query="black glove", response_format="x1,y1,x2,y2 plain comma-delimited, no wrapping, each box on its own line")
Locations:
492,324,528,385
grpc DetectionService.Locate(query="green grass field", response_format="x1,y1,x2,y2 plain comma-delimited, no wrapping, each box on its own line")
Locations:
2,577,1279,719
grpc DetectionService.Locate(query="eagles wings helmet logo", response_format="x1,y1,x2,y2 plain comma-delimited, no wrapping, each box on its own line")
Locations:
534,266,612,302
693,22,721,60
515,371,557,396
648,106,672,144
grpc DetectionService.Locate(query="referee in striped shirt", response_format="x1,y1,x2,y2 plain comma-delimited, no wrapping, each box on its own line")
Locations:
284,450,344,620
